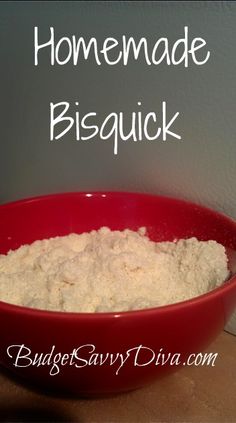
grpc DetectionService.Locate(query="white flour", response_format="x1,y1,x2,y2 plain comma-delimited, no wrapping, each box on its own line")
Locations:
0,227,229,312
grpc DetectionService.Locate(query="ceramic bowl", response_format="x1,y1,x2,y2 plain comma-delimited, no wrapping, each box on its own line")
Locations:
0,192,236,396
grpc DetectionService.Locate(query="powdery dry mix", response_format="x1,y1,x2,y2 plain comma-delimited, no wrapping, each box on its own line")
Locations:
0,227,229,312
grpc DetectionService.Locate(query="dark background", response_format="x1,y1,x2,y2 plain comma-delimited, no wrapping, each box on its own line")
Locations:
0,1,236,218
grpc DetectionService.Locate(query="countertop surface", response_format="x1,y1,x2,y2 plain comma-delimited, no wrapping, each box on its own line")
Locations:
0,331,235,423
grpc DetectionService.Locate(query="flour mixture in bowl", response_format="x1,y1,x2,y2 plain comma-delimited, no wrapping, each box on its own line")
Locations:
0,227,229,312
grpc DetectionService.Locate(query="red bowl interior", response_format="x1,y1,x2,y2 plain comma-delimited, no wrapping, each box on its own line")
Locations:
0,191,236,396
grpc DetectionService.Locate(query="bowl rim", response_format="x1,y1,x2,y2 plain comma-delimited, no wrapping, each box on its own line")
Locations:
0,190,236,320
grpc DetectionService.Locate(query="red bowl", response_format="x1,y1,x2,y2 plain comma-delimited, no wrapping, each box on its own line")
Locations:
0,191,236,396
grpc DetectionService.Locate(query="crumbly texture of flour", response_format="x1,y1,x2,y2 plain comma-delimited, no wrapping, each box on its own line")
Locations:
0,227,229,312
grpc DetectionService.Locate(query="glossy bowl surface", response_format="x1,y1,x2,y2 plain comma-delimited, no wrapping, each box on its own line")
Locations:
0,191,236,396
